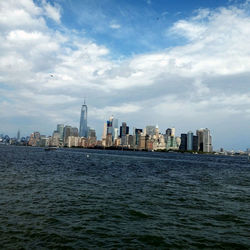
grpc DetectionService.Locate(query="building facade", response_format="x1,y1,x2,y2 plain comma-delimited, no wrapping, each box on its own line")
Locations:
57,124,64,140
196,128,212,152
79,101,88,138
180,133,187,151
187,131,193,151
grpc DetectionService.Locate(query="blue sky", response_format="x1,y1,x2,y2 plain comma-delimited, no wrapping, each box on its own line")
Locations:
52,0,237,55
1,0,250,150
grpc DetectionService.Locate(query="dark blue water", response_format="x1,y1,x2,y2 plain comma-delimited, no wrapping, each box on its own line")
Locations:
0,145,250,249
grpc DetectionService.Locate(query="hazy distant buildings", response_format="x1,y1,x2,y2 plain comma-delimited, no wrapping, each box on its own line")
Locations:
79,101,88,138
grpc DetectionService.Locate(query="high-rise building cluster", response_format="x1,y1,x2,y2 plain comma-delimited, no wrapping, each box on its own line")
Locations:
27,124,97,148
26,101,97,148
101,116,213,152
1,101,213,153
179,129,212,152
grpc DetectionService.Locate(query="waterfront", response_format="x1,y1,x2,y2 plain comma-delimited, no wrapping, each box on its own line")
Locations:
0,145,250,249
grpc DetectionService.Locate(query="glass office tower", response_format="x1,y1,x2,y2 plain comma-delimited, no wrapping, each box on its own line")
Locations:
79,101,88,137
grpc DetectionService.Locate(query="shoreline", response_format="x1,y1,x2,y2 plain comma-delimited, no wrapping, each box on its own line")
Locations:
0,143,247,157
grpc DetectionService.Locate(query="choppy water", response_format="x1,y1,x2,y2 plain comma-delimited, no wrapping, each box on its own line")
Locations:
0,145,250,249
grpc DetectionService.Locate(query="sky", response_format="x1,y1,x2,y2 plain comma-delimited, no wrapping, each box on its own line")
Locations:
0,0,250,150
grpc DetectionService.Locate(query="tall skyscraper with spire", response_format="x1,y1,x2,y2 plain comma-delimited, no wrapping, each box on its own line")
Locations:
79,100,88,137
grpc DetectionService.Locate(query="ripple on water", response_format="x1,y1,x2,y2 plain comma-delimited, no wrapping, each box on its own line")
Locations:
128,209,153,219
0,145,250,248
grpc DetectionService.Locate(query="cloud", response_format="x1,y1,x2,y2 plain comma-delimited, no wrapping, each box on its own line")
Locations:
91,103,142,120
170,20,207,41
42,0,61,23
1,0,250,149
110,23,121,29
0,0,45,31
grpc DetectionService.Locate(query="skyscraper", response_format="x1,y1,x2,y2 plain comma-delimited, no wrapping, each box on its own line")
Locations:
193,135,198,151
180,133,187,151
57,124,64,140
112,118,118,140
203,128,212,152
63,126,72,143
106,115,118,141
120,122,129,145
196,129,204,152
187,131,193,151
120,122,129,137
196,128,212,152
79,101,88,138
134,128,143,146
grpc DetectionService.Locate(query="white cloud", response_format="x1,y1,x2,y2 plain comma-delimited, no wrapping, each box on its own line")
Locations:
1,0,250,149
170,20,207,41
0,0,45,31
42,0,61,23
91,104,142,120
110,23,121,29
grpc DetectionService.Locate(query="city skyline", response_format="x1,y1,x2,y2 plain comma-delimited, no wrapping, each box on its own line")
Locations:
0,100,245,151
1,106,215,153
1,0,250,150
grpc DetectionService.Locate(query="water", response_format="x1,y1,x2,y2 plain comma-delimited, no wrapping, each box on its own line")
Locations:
0,145,250,249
